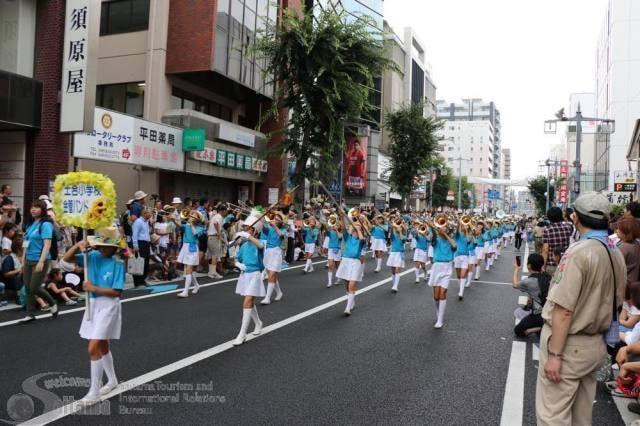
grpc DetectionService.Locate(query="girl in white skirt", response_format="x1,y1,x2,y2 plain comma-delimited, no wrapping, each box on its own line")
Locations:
335,211,366,316
232,214,265,346
483,225,494,271
465,231,477,289
412,227,430,283
473,224,486,280
62,226,126,404
260,214,287,305
173,211,206,298
370,216,387,272
428,225,457,328
326,223,343,288
387,220,407,292
453,224,471,301
302,217,319,273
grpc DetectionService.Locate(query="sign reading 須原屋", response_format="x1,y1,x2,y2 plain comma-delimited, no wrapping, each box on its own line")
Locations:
60,0,99,132
73,108,184,171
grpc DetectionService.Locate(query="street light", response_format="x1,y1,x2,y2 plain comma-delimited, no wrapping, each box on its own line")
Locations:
544,105,615,199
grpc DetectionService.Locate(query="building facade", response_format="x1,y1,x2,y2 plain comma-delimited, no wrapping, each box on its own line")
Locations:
595,0,640,190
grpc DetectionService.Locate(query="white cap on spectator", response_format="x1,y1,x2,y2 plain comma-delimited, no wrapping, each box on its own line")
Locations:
134,190,148,200
171,197,182,204
39,195,50,201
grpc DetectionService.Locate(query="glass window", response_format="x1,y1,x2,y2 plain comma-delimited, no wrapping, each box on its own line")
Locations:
217,0,230,31
228,0,244,80
96,82,145,117
100,0,150,36
170,95,182,109
242,8,256,86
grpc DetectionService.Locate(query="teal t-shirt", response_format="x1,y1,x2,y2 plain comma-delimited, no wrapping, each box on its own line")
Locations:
76,251,125,298
25,220,53,262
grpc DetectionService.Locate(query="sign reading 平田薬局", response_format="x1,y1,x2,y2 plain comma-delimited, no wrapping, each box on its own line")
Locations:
52,172,117,229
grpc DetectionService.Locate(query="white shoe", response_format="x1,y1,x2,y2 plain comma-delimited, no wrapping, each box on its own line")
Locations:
415,278,420,283
275,291,283,301
253,319,263,335
50,304,58,316
344,308,352,316
233,333,246,346
260,298,271,305
191,283,200,294
100,382,118,395
308,267,314,273
78,394,101,405
326,283,333,288
434,322,443,329
374,268,380,273
177,291,189,298
392,287,398,293
20,315,36,323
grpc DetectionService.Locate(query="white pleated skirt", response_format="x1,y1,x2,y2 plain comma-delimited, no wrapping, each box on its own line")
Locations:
328,248,342,261
79,297,122,340
386,252,405,268
322,236,330,249
370,238,387,252
264,247,283,272
454,255,469,269
413,248,428,263
428,262,453,289
304,243,316,255
336,257,363,282
177,244,200,266
235,271,266,297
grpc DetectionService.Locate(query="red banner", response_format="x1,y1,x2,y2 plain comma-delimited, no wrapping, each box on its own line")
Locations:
344,135,367,196
559,160,569,203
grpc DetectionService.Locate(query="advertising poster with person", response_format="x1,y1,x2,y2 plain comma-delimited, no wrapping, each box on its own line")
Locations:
344,135,367,196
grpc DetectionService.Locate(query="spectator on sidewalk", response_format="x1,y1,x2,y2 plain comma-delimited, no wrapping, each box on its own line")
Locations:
541,207,573,275
2,223,17,258
615,218,640,285
129,190,147,222
512,253,549,337
624,201,640,220
131,208,152,287
536,192,626,426
45,268,83,306
207,204,226,279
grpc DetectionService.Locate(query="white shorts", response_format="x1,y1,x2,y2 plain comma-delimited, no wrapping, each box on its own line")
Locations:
235,270,266,297
177,243,200,266
304,243,316,255
79,297,122,340
322,236,330,249
370,238,387,252
328,248,342,261
386,252,405,268
264,247,283,272
454,255,469,269
413,248,428,263
428,262,453,289
428,245,434,259
336,257,363,282
468,254,477,265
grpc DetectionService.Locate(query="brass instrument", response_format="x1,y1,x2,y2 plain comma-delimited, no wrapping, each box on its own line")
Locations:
189,210,205,224
417,222,430,236
179,208,191,220
433,213,448,229
327,214,339,229
163,205,176,213
460,215,472,227
496,209,506,220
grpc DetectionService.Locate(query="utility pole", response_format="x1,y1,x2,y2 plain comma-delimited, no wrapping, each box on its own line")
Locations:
545,160,551,212
454,157,472,211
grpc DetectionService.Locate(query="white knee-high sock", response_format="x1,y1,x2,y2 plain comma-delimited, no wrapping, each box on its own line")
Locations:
182,275,192,293
238,308,252,337
466,272,473,287
191,273,199,288
415,268,421,281
305,258,312,270
434,299,440,316
101,351,117,386
265,282,276,301
458,277,465,295
327,271,333,285
475,266,481,279
376,258,382,270
437,300,447,324
347,293,355,310
86,359,104,398
392,273,400,290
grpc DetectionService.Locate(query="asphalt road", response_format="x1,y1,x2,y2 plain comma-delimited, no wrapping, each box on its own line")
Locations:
0,244,627,425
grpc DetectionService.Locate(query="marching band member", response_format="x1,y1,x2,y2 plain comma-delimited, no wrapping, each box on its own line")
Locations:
483,223,494,271
260,212,287,305
370,215,387,272
492,222,501,258
466,226,477,289
302,217,319,273
412,224,430,283
326,218,343,288
173,210,206,298
453,221,472,301
428,218,457,328
335,209,366,316
387,217,407,293
63,226,125,404
232,212,265,346
474,223,486,280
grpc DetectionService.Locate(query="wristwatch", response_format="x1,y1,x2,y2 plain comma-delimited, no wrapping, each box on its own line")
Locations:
547,349,563,359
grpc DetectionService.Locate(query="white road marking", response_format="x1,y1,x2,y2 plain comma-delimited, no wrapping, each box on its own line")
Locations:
500,341,526,426
20,268,417,425
0,259,331,328
474,280,512,286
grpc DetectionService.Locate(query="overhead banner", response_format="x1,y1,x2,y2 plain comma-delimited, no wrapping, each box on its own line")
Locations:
344,135,367,196
558,160,569,203
74,108,185,171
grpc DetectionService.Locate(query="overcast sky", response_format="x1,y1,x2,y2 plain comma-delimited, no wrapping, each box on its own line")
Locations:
383,0,608,183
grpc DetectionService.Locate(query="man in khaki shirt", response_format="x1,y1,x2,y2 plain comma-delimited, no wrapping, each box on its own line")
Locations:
536,192,626,425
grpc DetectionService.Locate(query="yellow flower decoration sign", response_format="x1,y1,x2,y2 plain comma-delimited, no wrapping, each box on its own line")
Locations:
53,171,117,229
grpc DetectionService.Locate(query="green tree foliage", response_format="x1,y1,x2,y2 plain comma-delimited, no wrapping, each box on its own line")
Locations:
256,6,395,186
426,160,475,210
383,103,442,207
528,176,555,215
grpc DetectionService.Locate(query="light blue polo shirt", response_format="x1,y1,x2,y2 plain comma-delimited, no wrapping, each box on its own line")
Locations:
76,251,125,298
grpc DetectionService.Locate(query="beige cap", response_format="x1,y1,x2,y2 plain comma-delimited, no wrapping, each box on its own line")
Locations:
573,191,610,220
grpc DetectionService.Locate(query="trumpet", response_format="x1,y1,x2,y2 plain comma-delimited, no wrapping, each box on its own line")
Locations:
327,214,339,229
